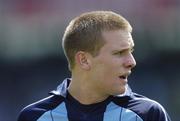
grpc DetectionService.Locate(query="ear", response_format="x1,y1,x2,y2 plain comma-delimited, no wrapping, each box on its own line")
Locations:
75,51,91,70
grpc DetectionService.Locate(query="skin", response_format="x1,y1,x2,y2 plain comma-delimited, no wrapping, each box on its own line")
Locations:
68,29,136,105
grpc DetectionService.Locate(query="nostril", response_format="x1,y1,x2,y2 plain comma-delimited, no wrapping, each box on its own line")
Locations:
124,62,135,69
124,55,136,68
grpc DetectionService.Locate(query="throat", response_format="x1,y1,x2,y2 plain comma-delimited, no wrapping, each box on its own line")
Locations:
68,83,109,105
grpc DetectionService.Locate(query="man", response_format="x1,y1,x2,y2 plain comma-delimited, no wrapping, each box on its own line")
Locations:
18,11,171,121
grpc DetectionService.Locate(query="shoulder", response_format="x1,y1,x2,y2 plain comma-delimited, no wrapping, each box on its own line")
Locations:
113,93,171,121
17,95,64,121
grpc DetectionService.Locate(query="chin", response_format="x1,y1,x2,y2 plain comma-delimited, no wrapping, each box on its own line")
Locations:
119,88,126,95
112,87,126,96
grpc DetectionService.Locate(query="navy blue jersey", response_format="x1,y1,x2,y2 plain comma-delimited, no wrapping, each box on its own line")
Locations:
18,79,171,121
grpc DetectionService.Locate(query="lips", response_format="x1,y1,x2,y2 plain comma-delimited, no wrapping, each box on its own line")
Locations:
119,72,131,80
119,75,127,79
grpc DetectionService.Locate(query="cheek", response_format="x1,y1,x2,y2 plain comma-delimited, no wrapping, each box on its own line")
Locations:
97,63,115,75
95,61,119,79
92,56,122,78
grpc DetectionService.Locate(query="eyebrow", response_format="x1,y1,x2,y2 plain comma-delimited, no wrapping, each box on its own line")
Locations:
111,45,135,53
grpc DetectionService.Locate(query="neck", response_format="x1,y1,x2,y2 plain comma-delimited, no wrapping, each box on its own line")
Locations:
68,77,109,105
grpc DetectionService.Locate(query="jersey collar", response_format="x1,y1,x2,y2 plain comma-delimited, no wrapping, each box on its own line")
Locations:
50,78,133,98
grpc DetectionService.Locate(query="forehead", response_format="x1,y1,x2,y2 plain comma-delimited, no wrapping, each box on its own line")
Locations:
101,30,134,50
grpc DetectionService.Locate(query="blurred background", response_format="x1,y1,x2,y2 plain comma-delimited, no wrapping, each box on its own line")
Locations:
0,0,179,120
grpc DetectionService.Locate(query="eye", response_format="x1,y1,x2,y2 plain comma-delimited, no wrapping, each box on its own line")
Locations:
113,51,124,56
113,48,134,56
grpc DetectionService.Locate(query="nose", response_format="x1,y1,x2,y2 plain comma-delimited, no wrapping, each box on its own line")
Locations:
123,53,136,69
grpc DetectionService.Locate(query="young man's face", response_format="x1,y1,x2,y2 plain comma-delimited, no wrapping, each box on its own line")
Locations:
89,29,136,96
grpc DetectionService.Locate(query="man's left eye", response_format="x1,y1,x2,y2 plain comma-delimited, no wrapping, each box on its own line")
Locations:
113,51,125,56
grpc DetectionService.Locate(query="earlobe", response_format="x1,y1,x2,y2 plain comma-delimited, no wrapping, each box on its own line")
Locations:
75,51,91,70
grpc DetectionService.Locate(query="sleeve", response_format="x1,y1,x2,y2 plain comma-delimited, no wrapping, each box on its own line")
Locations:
147,102,171,121
17,95,62,121
17,107,43,121
17,108,33,121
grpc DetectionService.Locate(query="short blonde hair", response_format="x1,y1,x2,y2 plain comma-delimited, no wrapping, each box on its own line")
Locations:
62,11,132,70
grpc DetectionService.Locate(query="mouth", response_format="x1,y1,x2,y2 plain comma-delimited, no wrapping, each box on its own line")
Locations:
119,72,131,80
119,75,127,79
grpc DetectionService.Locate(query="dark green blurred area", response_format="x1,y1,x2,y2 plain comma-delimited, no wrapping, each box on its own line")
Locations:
0,0,179,121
